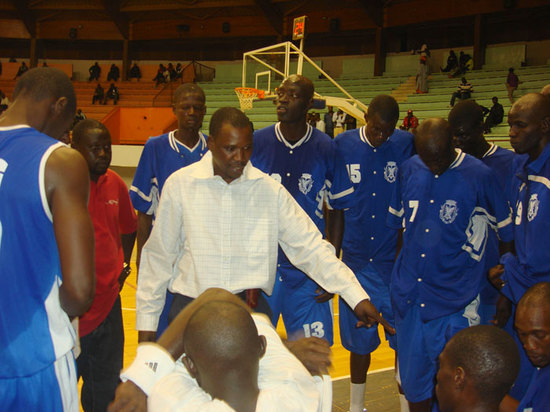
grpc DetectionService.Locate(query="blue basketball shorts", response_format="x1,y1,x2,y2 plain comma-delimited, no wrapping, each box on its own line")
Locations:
265,269,334,345
339,263,396,354
0,351,78,411
396,302,478,403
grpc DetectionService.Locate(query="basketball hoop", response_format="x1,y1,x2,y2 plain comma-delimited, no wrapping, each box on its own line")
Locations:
235,87,264,111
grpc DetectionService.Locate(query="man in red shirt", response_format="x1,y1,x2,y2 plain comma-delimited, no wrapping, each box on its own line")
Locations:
71,119,137,411
402,109,419,131
506,67,520,104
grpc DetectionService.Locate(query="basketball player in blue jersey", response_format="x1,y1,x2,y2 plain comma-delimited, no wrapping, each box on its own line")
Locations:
330,95,414,412
0,68,95,410
251,74,354,347
448,100,518,327
131,83,208,342
387,118,513,412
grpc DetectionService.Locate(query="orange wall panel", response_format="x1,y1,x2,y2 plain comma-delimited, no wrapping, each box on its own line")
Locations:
0,19,29,38
103,107,176,145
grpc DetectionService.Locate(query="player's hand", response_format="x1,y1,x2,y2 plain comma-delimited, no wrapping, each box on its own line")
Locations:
138,331,156,343
353,299,396,335
285,337,332,376
314,287,334,303
488,264,505,290
492,294,513,328
107,381,147,412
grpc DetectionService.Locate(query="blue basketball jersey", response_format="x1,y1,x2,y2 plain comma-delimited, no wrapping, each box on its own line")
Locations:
130,131,208,215
387,150,514,321
0,126,75,378
479,144,518,304
252,124,353,274
252,123,353,286
334,126,414,279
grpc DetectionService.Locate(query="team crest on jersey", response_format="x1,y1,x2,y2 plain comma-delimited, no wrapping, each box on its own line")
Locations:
298,173,314,195
528,194,539,222
384,161,398,183
439,200,458,224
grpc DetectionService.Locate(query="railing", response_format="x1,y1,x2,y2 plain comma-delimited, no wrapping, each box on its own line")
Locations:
152,61,215,107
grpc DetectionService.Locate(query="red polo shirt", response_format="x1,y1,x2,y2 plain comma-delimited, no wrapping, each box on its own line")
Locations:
79,169,137,337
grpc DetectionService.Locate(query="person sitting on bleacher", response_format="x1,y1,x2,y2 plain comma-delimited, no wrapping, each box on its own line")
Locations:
0,90,9,113
89,62,101,81
481,96,504,134
104,83,119,105
129,63,141,81
14,62,28,79
450,77,473,107
92,83,104,105
153,64,166,87
107,64,120,82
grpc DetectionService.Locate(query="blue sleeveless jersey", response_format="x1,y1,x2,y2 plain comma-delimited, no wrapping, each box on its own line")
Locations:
0,126,75,378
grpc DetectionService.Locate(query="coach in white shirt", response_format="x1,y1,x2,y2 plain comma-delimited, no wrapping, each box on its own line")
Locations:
136,107,394,343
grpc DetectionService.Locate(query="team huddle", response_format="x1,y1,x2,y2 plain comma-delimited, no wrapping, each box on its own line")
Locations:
1,67,550,412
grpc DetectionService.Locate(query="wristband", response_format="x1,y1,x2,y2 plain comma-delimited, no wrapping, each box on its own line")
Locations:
120,343,175,395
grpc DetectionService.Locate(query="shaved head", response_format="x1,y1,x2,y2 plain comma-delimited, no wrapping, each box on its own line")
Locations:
415,118,456,175
541,84,550,98
508,93,550,159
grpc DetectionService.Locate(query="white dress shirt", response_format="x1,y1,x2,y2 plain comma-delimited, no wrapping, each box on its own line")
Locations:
148,314,321,411
136,151,369,331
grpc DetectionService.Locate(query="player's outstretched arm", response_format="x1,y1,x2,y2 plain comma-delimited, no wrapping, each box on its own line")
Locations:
46,146,95,317
353,299,396,335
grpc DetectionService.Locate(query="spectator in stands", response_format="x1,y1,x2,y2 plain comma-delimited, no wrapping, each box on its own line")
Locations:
481,96,504,134
440,50,458,73
167,63,176,82
416,57,429,94
450,77,473,107
0,90,9,113
104,83,119,105
73,109,86,129
92,83,104,105
173,63,183,81
89,62,101,82
435,325,519,412
14,61,28,79
153,64,166,87
42,62,48,67
128,63,141,81
401,109,419,131
324,106,334,138
314,112,325,132
506,67,520,104
333,109,346,136
451,51,472,78
107,64,120,82
345,114,357,130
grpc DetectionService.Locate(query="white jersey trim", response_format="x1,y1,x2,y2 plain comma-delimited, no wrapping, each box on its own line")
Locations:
274,122,312,149
449,149,465,169
389,205,404,218
40,142,66,222
528,174,550,190
0,124,32,131
168,130,207,154
482,143,498,158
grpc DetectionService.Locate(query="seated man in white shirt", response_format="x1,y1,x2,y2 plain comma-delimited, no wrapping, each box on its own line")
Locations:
108,288,323,411
136,106,394,343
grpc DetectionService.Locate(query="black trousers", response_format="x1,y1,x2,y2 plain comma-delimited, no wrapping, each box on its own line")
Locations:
77,296,124,412
168,290,273,325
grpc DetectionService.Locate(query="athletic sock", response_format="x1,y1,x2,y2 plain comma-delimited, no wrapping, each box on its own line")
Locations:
399,394,410,412
349,382,366,412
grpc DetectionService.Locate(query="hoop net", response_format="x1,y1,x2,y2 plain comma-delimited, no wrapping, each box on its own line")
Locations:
235,87,264,111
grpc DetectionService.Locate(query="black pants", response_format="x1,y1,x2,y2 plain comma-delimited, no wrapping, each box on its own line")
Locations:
450,91,471,107
77,296,124,412
168,290,273,325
